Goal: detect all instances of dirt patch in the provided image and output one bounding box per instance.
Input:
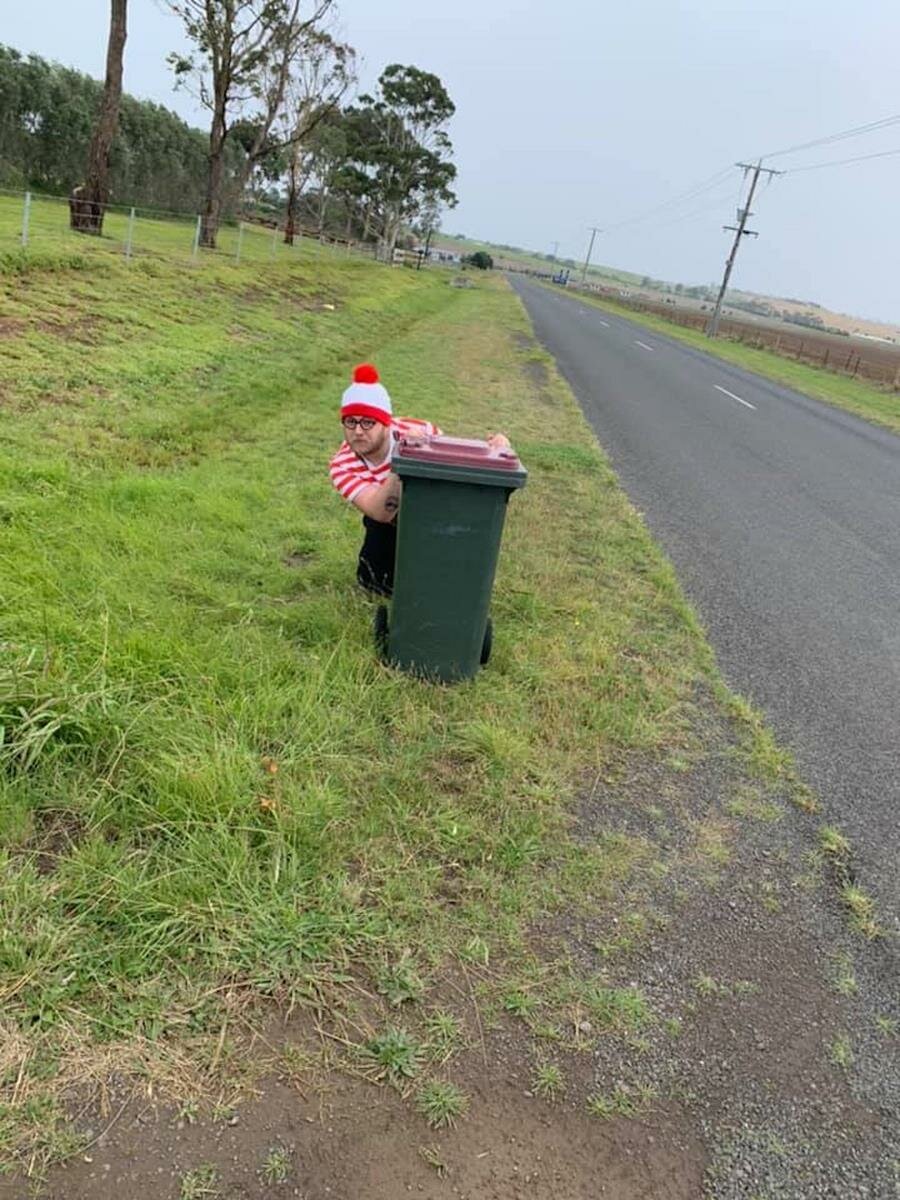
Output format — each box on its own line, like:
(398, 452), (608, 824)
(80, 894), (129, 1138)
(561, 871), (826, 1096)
(239, 284), (338, 313)
(0, 317), (28, 338)
(35, 314), (106, 344)
(512, 331), (555, 406)
(31, 808), (85, 876)
(23, 1044), (704, 1200)
(282, 551), (314, 569)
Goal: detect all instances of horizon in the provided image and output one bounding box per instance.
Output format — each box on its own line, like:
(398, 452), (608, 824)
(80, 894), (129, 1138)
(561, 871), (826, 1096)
(3, 0), (899, 324)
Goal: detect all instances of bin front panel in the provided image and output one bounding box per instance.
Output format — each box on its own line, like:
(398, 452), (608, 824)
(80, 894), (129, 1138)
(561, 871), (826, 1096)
(388, 476), (511, 682)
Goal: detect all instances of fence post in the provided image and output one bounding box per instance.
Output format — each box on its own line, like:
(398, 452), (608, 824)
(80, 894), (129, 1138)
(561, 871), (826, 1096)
(21, 191), (32, 247)
(271, 226), (278, 258)
(235, 222), (244, 264)
(893, 363), (900, 391)
(192, 215), (202, 261)
(125, 207), (135, 261)
(346, 239), (352, 258)
(822, 347), (830, 369)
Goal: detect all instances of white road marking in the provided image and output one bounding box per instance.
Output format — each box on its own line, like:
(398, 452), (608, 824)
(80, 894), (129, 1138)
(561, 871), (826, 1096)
(634, 340), (654, 352)
(596, 318), (610, 327)
(714, 383), (756, 411)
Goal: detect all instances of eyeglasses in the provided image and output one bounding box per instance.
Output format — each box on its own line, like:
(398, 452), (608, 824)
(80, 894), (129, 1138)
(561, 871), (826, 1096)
(342, 416), (377, 431)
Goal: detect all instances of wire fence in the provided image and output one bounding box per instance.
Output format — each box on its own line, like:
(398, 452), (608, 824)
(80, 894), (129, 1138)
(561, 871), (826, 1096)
(0, 187), (384, 273)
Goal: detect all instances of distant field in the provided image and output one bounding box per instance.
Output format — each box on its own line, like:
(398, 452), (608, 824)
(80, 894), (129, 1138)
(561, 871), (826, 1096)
(437, 233), (642, 290)
(581, 287), (900, 389)
(439, 232), (900, 391)
(545, 281), (900, 434)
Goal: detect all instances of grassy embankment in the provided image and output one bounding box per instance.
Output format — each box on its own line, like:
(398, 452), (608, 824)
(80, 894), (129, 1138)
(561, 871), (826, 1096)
(543, 281), (900, 435)
(1, 218), (810, 1175)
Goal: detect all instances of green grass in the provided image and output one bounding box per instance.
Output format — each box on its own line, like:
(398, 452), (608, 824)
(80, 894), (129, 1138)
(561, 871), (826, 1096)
(827, 1033), (853, 1069)
(541, 282), (900, 435)
(424, 1010), (463, 1059)
(0, 207), (798, 1175)
(261, 1145), (292, 1185)
(503, 988), (539, 1018)
(180, 1164), (220, 1200)
(580, 984), (652, 1032)
(377, 956), (425, 1007)
(361, 1028), (423, 1085)
(831, 954), (858, 998)
(819, 825), (851, 859)
(531, 1061), (564, 1100)
(586, 1082), (655, 1119)
(815, 826), (881, 939)
(415, 1079), (468, 1128)
(0, 189), (369, 273)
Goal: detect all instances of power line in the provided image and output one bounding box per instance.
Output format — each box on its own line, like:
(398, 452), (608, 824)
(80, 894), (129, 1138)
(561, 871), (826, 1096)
(651, 187), (742, 230)
(572, 114), (900, 285)
(783, 147), (900, 174)
(599, 166), (735, 233)
(584, 118), (900, 238)
(760, 113), (900, 160)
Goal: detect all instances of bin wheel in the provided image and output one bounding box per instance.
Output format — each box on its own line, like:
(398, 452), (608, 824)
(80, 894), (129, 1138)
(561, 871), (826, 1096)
(480, 617), (493, 666)
(374, 604), (389, 660)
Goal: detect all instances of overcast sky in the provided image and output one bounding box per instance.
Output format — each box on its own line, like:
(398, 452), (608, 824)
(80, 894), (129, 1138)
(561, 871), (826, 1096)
(5, 0), (900, 322)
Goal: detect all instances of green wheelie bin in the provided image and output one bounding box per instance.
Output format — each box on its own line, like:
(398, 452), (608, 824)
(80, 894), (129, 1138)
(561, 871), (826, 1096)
(374, 435), (527, 683)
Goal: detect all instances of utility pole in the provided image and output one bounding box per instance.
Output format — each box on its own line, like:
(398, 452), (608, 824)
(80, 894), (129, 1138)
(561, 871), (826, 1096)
(707, 161), (781, 338)
(580, 226), (601, 285)
(550, 240), (559, 261)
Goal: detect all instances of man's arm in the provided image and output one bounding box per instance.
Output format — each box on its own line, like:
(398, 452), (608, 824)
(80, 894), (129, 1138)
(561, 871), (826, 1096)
(351, 472), (402, 522)
(344, 433), (510, 522)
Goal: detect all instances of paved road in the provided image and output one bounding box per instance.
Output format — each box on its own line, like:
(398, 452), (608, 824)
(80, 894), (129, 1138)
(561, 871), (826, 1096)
(512, 276), (900, 929)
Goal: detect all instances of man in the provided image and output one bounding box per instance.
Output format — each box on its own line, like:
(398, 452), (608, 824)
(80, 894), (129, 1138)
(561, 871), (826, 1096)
(329, 363), (509, 596)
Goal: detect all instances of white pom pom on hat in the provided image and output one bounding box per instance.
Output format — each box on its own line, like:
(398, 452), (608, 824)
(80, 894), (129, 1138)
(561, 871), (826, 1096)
(341, 363), (393, 426)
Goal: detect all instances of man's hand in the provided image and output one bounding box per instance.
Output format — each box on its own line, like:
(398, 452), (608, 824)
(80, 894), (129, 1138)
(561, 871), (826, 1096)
(487, 433), (511, 449)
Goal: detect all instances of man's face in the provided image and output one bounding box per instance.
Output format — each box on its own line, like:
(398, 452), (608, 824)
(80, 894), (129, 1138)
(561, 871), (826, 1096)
(343, 416), (390, 459)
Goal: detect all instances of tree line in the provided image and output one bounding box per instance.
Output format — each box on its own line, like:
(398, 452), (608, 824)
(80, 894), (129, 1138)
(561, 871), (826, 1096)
(0, 43), (244, 214)
(0, 0), (457, 261)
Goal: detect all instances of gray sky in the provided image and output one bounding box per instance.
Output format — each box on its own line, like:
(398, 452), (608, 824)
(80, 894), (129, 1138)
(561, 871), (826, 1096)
(6, 0), (900, 322)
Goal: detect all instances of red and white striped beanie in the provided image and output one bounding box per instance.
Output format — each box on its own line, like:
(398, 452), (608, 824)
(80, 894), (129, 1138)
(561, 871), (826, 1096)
(341, 363), (393, 426)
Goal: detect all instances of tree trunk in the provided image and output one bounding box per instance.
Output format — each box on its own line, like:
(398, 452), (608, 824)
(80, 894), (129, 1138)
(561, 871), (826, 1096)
(201, 102), (227, 248)
(378, 206), (402, 263)
(73, 0), (127, 235)
(284, 154), (299, 245)
(317, 186), (330, 236)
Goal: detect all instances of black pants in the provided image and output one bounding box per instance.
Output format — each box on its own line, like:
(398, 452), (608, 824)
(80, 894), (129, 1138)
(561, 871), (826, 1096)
(357, 516), (397, 597)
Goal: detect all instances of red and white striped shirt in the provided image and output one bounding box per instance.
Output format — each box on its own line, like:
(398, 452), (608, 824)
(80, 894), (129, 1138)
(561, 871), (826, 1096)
(330, 416), (440, 504)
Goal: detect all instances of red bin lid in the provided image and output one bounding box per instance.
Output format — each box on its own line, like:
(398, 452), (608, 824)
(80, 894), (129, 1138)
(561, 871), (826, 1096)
(396, 434), (522, 472)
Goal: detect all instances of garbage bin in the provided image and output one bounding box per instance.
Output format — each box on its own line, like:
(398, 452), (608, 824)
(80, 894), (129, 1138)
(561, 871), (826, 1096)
(375, 435), (527, 683)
